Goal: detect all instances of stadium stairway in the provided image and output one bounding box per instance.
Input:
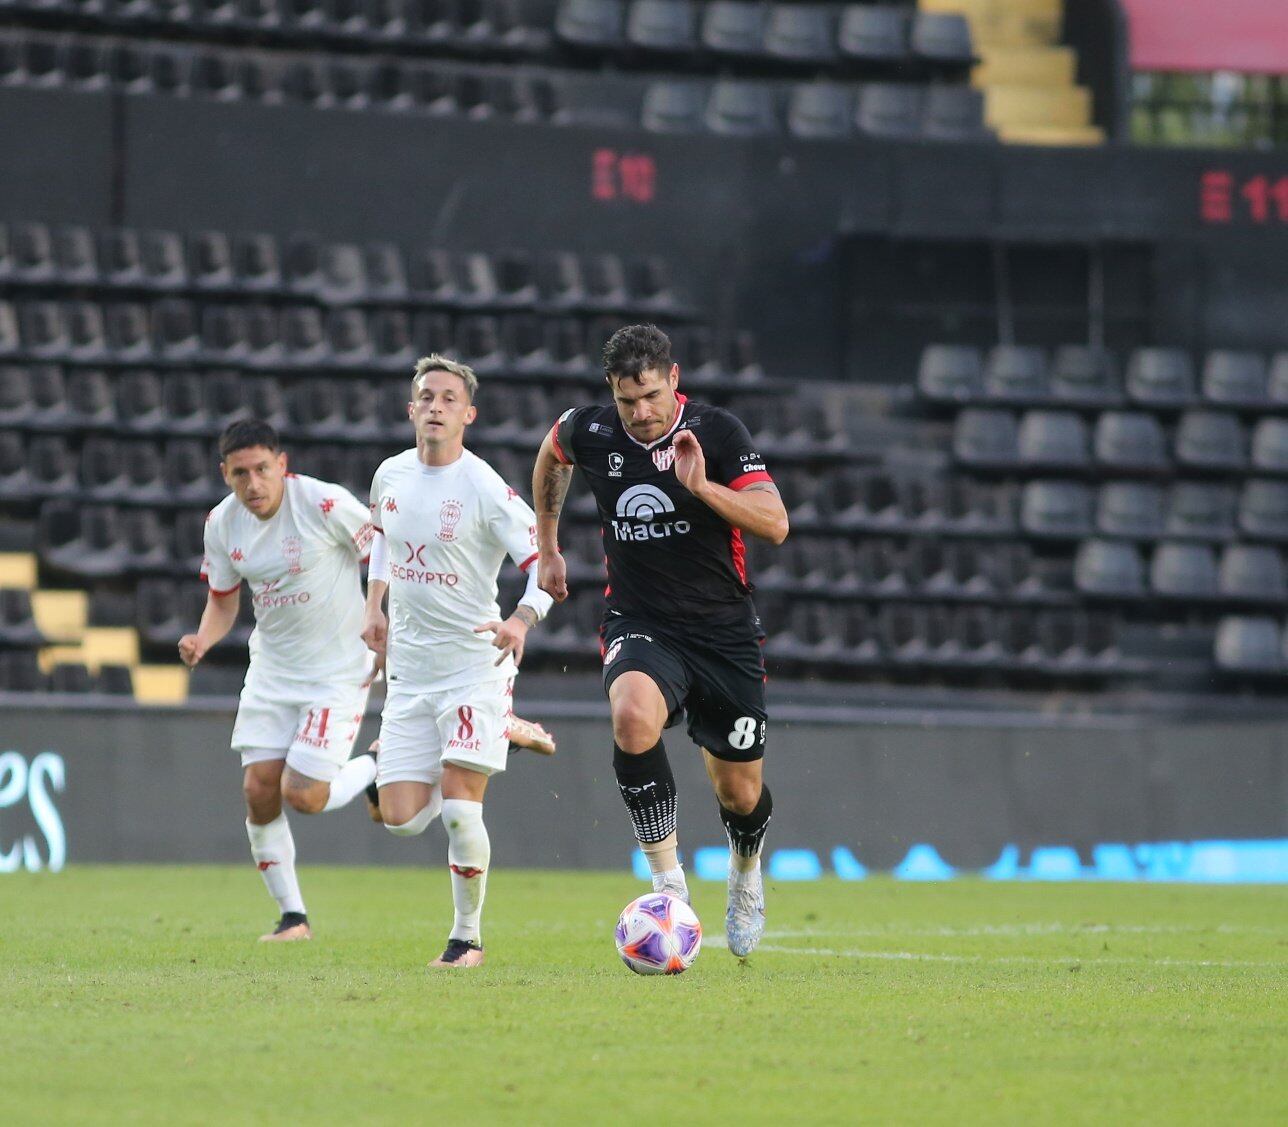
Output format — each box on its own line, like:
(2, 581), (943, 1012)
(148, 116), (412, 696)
(920, 0), (1106, 145)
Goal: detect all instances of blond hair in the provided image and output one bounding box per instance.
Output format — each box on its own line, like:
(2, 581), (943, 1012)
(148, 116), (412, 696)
(412, 354), (478, 401)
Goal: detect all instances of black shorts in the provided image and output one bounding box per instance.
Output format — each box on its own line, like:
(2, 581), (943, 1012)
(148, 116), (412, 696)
(600, 606), (767, 762)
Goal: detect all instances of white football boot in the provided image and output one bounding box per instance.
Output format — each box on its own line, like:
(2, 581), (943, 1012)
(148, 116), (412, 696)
(652, 865), (690, 905)
(725, 861), (766, 958)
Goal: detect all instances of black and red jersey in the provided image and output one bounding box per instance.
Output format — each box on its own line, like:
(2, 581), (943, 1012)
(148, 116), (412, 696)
(552, 395), (773, 624)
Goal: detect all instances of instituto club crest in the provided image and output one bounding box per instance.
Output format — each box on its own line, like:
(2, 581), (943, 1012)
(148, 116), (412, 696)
(652, 445), (676, 471)
(281, 535), (303, 575)
(438, 499), (463, 542)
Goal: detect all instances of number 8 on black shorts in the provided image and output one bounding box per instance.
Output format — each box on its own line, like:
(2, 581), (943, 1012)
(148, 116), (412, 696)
(600, 611), (767, 763)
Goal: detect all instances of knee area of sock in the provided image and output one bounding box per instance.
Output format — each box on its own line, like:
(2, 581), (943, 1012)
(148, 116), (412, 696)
(384, 817), (423, 837)
(718, 785), (761, 817)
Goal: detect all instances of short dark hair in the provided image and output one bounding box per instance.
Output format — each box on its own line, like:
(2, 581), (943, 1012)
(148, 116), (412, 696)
(219, 419), (280, 459)
(602, 324), (672, 384)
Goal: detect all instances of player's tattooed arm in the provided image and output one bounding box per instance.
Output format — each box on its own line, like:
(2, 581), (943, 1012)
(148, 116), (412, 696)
(533, 428), (572, 602)
(513, 605), (539, 629)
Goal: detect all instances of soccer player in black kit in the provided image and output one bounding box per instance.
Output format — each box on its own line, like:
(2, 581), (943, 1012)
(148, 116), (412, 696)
(532, 324), (789, 958)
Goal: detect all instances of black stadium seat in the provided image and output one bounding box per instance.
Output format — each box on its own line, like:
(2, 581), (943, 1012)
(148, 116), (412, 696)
(855, 82), (922, 138)
(1149, 542), (1218, 598)
(953, 409), (1018, 468)
(1021, 480), (1093, 538)
(1074, 538), (1145, 597)
(1239, 479), (1288, 540)
(705, 80), (778, 135)
(1127, 347), (1195, 406)
(910, 10), (974, 67)
(764, 4), (836, 65)
(922, 85), (987, 140)
(701, 1), (767, 59)
(642, 80), (704, 132)
(1214, 616), (1281, 673)
(1203, 350), (1268, 408)
(1018, 410), (1089, 469)
(1165, 482), (1236, 541)
(1174, 410), (1246, 471)
(1251, 418), (1288, 472)
(627, 0), (698, 55)
(1051, 346), (1121, 405)
(788, 82), (853, 139)
(918, 344), (982, 402)
(556, 0), (626, 47)
(1094, 412), (1169, 472)
(838, 5), (909, 64)
(1219, 544), (1286, 602)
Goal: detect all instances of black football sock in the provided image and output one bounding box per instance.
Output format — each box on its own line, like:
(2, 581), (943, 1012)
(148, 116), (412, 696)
(613, 740), (677, 850)
(719, 784), (772, 873)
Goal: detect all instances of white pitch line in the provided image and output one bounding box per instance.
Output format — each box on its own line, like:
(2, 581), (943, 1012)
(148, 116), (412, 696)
(704, 938), (1283, 969)
(751, 923), (1284, 940)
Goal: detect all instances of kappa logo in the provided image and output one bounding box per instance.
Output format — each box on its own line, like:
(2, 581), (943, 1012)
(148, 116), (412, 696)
(652, 445), (676, 472)
(320, 497), (336, 515)
(608, 452), (624, 477)
(256, 861), (278, 872)
(230, 548), (244, 562)
(383, 497), (399, 513)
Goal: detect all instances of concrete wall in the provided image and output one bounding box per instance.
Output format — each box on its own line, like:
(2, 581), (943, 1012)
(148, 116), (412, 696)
(2, 702), (1284, 873)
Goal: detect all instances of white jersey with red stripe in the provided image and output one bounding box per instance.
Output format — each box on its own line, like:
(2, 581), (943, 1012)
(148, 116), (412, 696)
(201, 474), (374, 686)
(369, 448), (540, 694)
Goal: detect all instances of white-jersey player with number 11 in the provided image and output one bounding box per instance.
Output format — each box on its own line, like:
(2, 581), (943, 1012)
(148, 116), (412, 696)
(362, 355), (555, 969)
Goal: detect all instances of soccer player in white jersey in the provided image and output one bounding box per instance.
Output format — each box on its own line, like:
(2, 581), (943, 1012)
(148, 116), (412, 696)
(178, 420), (379, 942)
(362, 354), (554, 969)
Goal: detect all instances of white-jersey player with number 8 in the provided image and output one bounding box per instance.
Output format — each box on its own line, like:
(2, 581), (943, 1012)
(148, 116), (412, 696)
(363, 355), (555, 969)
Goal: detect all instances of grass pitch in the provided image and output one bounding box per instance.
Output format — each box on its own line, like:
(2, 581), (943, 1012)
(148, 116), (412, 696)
(2, 868), (1285, 1125)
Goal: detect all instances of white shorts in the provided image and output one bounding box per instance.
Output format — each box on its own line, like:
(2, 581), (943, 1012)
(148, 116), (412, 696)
(377, 676), (514, 787)
(232, 674), (370, 783)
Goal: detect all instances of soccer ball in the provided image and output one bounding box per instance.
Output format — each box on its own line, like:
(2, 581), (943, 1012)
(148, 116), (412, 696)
(615, 892), (702, 975)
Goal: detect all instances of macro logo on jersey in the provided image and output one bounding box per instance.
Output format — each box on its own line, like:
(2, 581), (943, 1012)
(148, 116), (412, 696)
(652, 446), (676, 472)
(611, 484), (691, 542)
(437, 499), (463, 542)
(281, 536), (303, 575)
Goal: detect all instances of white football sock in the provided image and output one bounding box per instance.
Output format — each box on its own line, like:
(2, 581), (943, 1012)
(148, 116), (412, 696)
(384, 790), (442, 836)
(246, 814), (305, 915)
(321, 754), (378, 813)
(442, 799), (490, 944)
(641, 830), (680, 874)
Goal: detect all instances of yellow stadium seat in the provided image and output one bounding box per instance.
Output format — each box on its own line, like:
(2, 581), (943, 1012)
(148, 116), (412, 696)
(974, 46), (1077, 87)
(997, 123), (1106, 146)
(30, 590), (88, 643)
(921, 0), (1062, 48)
(81, 627), (140, 672)
(37, 645), (86, 675)
(0, 553), (37, 589)
(132, 665), (189, 705)
(986, 83), (1093, 129)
